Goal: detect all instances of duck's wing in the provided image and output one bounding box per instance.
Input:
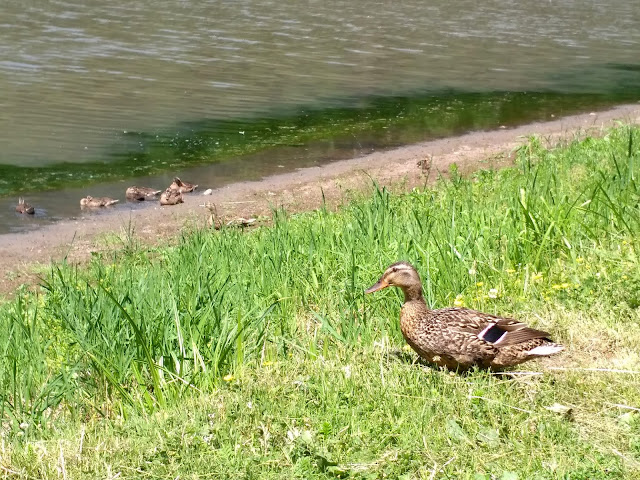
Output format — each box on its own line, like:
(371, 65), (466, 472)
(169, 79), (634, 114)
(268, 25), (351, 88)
(436, 307), (551, 346)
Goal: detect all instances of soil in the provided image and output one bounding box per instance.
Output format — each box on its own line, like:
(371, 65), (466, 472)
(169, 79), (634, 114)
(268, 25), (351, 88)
(1, 104), (639, 297)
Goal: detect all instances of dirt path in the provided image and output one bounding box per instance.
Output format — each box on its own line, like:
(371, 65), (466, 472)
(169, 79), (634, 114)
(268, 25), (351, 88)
(1, 104), (639, 297)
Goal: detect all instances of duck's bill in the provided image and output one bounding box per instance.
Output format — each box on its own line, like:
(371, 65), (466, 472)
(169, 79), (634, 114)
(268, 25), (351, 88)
(365, 280), (388, 294)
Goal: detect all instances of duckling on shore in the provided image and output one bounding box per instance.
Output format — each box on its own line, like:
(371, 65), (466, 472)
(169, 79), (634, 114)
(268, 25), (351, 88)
(201, 202), (257, 229)
(202, 202), (222, 229)
(169, 177), (198, 193)
(15, 198), (35, 214)
(366, 261), (564, 370)
(80, 196), (119, 208)
(160, 188), (184, 206)
(126, 186), (162, 201)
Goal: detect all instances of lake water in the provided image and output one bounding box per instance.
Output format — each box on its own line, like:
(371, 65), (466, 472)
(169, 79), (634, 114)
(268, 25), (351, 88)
(1, 0), (639, 232)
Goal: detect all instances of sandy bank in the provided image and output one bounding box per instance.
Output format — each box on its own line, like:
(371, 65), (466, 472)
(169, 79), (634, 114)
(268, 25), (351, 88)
(1, 103), (639, 296)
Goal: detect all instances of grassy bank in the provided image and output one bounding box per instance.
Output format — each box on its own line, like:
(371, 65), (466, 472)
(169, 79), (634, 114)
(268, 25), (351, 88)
(2, 90), (639, 197)
(1, 125), (639, 478)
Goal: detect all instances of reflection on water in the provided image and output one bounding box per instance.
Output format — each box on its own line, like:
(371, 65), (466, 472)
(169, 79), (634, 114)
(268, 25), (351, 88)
(2, 0), (639, 166)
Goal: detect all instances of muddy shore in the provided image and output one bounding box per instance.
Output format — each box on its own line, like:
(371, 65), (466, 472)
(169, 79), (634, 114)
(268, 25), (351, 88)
(1, 103), (639, 296)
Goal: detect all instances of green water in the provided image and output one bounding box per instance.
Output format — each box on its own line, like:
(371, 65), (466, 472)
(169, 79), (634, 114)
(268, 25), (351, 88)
(2, 88), (639, 198)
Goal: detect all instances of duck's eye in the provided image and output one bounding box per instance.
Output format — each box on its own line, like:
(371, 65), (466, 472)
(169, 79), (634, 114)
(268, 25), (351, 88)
(391, 267), (398, 273)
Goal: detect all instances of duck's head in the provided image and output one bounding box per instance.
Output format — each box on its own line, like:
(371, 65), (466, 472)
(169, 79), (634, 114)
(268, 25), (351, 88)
(365, 261), (423, 300)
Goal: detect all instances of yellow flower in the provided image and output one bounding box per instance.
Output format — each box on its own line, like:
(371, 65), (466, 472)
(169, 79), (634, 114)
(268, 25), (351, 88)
(402, 344), (413, 352)
(476, 282), (484, 287)
(532, 273), (543, 282)
(263, 361), (274, 366)
(223, 374), (234, 382)
(454, 295), (465, 307)
(552, 284), (562, 290)
(561, 282), (570, 289)
(506, 269), (516, 274)
(576, 257), (584, 263)
(622, 275), (629, 280)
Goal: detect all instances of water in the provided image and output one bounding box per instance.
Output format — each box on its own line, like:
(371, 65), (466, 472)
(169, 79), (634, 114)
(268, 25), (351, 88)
(1, 0), (640, 233)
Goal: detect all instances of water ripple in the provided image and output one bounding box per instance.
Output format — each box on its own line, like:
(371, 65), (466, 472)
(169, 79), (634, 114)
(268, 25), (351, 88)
(0, 0), (639, 166)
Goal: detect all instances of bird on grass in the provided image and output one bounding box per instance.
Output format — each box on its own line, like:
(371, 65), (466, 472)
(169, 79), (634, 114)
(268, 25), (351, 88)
(201, 202), (257, 229)
(365, 261), (564, 370)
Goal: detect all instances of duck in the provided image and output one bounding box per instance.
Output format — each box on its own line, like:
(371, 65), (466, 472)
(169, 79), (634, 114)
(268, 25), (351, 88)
(160, 188), (184, 206)
(126, 186), (162, 201)
(15, 197), (35, 214)
(80, 196), (119, 207)
(202, 202), (222, 229)
(201, 202), (257, 229)
(365, 261), (564, 370)
(169, 177), (198, 193)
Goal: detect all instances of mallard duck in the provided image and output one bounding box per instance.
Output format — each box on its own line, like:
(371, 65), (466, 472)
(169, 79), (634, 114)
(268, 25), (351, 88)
(366, 262), (563, 369)
(126, 186), (162, 201)
(15, 197), (35, 214)
(80, 196), (119, 207)
(160, 188), (184, 206)
(169, 177), (198, 193)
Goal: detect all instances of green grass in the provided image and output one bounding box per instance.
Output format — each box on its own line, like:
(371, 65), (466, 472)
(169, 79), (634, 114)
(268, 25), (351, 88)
(1, 125), (639, 478)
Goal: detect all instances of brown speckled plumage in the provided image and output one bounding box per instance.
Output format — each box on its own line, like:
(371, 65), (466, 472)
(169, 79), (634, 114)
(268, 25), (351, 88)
(126, 186), (162, 201)
(366, 262), (563, 369)
(169, 177), (198, 193)
(80, 196), (119, 207)
(160, 188), (184, 206)
(15, 197), (35, 214)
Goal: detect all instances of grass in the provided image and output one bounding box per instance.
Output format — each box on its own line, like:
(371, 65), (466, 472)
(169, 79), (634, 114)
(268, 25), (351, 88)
(1, 125), (639, 478)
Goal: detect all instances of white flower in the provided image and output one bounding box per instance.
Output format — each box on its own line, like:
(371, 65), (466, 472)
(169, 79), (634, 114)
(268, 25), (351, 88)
(488, 288), (498, 299)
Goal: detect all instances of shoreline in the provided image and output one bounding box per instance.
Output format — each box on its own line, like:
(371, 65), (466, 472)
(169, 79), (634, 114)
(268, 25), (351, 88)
(1, 103), (639, 296)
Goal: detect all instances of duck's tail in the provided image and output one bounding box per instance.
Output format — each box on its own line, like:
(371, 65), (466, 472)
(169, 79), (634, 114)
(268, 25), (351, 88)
(526, 343), (564, 356)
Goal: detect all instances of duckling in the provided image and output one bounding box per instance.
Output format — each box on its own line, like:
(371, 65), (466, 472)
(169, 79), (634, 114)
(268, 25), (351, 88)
(15, 197), (35, 214)
(80, 196), (119, 208)
(169, 177), (198, 193)
(126, 186), (162, 201)
(160, 188), (184, 206)
(201, 202), (258, 229)
(202, 202), (222, 229)
(366, 262), (563, 369)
